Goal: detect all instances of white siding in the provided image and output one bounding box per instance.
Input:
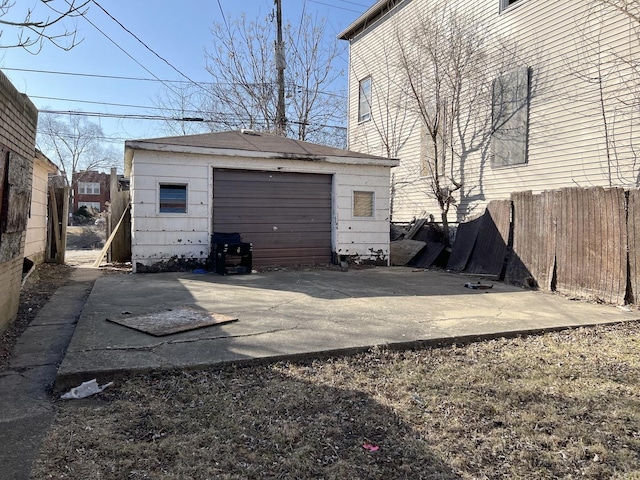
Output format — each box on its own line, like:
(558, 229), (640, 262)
(344, 0), (640, 223)
(24, 158), (55, 264)
(130, 150), (393, 271)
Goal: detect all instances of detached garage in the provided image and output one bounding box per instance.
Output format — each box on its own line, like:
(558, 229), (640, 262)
(124, 130), (398, 273)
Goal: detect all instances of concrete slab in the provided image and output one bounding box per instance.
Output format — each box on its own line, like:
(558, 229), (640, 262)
(56, 267), (640, 391)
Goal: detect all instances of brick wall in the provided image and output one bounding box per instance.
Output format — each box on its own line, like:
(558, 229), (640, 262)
(0, 69), (38, 333)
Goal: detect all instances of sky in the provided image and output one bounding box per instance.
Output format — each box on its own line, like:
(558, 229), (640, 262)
(0, 0), (370, 153)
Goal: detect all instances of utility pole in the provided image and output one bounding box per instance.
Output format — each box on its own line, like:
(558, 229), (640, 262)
(274, 0), (287, 135)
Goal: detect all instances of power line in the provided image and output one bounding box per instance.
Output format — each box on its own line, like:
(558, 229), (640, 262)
(90, 0), (201, 88)
(30, 95), (201, 114)
(1, 67), (347, 99)
(307, 0), (362, 13)
(39, 109), (347, 130)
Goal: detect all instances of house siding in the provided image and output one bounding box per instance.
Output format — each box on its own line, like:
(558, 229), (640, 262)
(129, 149), (392, 271)
(344, 0), (640, 223)
(0, 70), (38, 333)
(24, 155), (57, 264)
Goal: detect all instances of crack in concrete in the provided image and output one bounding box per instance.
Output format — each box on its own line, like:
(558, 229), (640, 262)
(92, 325), (301, 353)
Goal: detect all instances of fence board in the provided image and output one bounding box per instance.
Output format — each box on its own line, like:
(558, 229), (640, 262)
(465, 200), (511, 276)
(505, 191), (532, 285)
(554, 187), (626, 304)
(629, 190), (640, 304)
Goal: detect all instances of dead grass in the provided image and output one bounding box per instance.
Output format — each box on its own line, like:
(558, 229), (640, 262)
(33, 323), (640, 479)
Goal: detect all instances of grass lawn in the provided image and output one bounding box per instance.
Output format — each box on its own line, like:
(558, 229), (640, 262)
(33, 322), (640, 479)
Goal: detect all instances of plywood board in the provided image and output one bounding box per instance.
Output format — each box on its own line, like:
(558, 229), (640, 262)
(107, 307), (238, 336)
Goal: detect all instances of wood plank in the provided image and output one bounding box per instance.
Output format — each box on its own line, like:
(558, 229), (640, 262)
(505, 191), (530, 285)
(390, 239), (426, 266)
(629, 189), (640, 304)
(93, 204), (130, 267)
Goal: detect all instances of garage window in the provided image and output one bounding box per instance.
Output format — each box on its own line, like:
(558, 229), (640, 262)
(159, 184), (187, 213)
(353, 191), (374, 217)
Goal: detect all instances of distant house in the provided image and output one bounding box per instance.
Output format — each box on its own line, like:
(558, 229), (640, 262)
(339, 0), (640, 224)
(24, 150), (59, 265)
(0, 70), (38, 333)
(124, 130), (398, 272)
(72, 170), (110, 213)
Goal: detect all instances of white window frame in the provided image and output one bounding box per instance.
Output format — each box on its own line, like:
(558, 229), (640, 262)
(500, 0), (524, 13)
(78, 181), (100, 195)
(159, 183), (188, 214)
(352, 190), (375, 218)
(358, 76), (372, 123)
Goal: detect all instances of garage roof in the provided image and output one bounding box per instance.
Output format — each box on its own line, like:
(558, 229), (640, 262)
(125, 130), (398, 175)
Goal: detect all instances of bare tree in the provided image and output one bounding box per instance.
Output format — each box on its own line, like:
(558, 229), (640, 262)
(395, 4), (523, 243)
(37, 112), (119, 188)
(166, 11), (346, 146)
(152, 83), (212, 137)
(0, 0), (89, 53)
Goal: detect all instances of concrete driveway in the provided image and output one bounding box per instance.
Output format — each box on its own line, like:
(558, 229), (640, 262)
(56, 267), (640, 389)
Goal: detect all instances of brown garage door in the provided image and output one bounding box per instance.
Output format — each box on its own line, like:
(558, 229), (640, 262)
(212, 168), (332, 267)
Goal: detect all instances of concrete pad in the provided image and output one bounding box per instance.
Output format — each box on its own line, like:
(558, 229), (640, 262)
(56, 267), (640, 390)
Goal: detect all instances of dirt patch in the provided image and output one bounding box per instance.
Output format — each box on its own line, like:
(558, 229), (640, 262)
(0, 263), (73, 370)
(32, 322), (640, 479)
(66, 225), (106, 250)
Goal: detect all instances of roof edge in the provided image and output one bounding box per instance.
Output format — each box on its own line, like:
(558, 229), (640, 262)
(124, 141), (399, 168)
(338, 0), (407, 40)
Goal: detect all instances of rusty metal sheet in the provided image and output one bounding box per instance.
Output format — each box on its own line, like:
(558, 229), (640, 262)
(107, 307), (238, 336)
(465, 200), (512, 276)
(446, 215), (482, 272)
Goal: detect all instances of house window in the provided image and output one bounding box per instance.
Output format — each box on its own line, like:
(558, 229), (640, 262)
(491, 66), (531, 168)
(78, 182), (100, 195)
(159, 184), (187, 213)
(353, 191), (374, 217)
(500, 0), (523, 13)
(358, 76), (372, 122)
(78, 201), (101, 212)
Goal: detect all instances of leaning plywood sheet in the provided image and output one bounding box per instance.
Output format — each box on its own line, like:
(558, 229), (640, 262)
(390, 239), (426, 266)
(107, 307), (238, 336)
(411, 241), (445, 268)
(465, 200), (511, 276)
(446, 216), (482, 272)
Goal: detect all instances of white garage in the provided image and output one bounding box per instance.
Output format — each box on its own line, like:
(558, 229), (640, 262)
(124, 130), (398, 273)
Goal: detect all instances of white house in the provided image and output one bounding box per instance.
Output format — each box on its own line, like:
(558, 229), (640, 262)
(24, 149), (59, 265)
(124, 130), (398, 273)
(340, 0), (640, 224)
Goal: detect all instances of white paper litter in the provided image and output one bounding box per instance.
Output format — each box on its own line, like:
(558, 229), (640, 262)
(60, 379), (114, 400)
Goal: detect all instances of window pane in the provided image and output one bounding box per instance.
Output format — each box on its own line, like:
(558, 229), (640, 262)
(160, 184), (187, 213)
(358, 77), (371, 122)
(353, 191), (374, 217)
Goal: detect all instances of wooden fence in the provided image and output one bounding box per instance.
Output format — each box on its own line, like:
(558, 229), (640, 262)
(451, 187), (638, 305)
